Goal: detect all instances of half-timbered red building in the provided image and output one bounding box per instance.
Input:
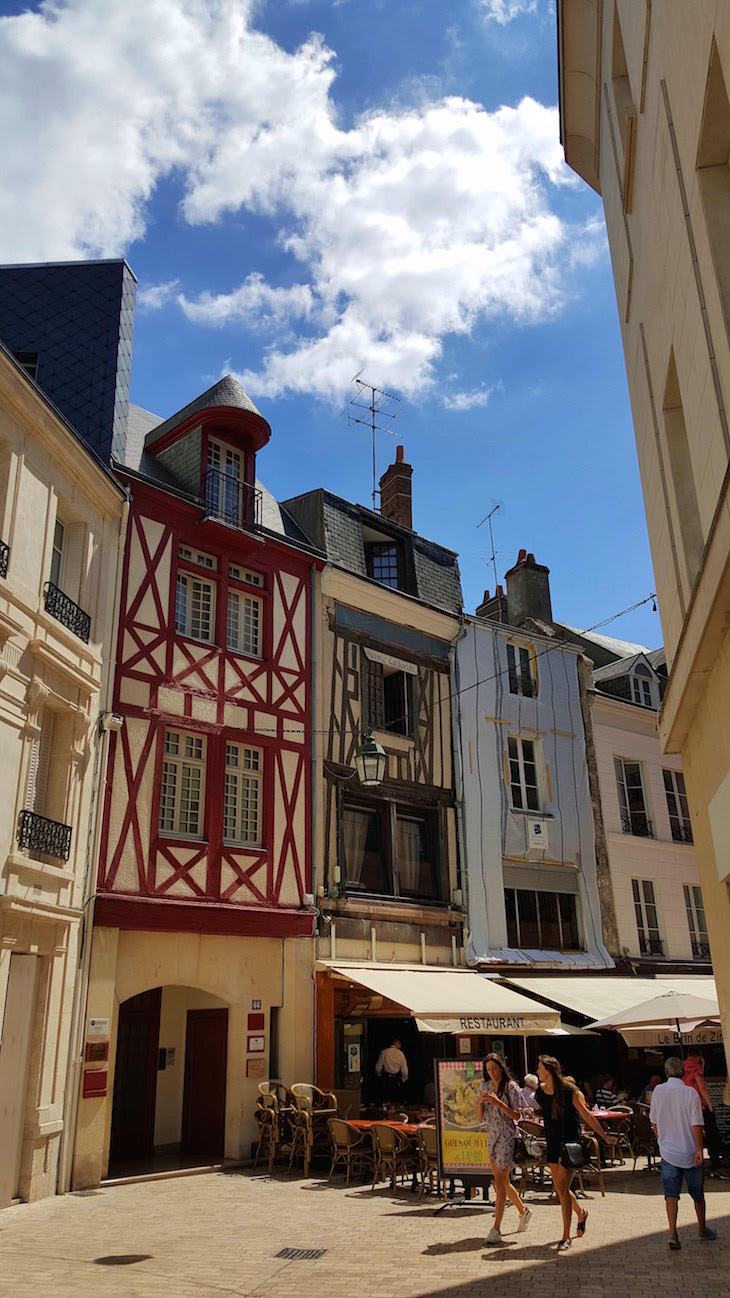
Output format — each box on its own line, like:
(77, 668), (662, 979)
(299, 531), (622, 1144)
(73, 378), (322, 1186)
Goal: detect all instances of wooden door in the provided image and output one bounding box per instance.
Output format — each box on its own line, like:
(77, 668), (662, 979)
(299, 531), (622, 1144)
(181, 1008), (228, 1158)
(109, 988), (161, 1165)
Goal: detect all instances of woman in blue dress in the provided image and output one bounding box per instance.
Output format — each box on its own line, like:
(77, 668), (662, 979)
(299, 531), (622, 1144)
(475, 1053), (532, 1246)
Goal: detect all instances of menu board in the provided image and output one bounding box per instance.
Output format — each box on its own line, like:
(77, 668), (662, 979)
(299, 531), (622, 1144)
(435, 1059), (491, 1177)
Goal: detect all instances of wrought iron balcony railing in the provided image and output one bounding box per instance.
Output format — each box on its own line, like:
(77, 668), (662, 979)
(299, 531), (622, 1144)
(0, 539), (9, 580)
(201, 470), (262, 530)
(639, 935), (664, 956)
(621, 812), (654, 838)
(691, 940), (712, 960)
(18, 809), (72, 861)
(671, 823), (694, 844)
(44, 581), (91, 643)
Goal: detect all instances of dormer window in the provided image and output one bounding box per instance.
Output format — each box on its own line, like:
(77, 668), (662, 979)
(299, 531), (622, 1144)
(367, 541), (400, 589)
(631, 662), (655, 708)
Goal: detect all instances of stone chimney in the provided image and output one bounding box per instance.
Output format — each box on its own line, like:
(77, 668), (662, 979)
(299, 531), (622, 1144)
(503, 549), (553, 628)
(379, 444), (413, 530)
(475, 586), (507, 621)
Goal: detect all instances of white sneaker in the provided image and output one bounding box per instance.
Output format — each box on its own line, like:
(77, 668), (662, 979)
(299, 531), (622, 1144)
(486, 1227), (502, 1246)
(518, 1207), (532, 1233)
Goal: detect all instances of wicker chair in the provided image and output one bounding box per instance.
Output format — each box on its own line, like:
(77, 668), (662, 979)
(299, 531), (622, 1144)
(253, 1091), (279, 1175)
(292, 1084), (337, 1162)
(630, 1103), (660, 1171)
(515, 1120), (549, 1193)
(416, 1126), (442, 1199)
(327, 1118), (373, 1186)
(576, 1132), (605, 1197)
(371, 1123), (419, 1191)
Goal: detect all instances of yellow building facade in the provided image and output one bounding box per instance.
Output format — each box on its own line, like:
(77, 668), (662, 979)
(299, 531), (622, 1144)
(558, 1), (730, 1062)
(0, 345), (126, 1206)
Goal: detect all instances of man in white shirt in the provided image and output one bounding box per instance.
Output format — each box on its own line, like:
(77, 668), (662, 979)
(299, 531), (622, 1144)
(650, 1056), (718, 1250)
(375, 1038), (408, 1102)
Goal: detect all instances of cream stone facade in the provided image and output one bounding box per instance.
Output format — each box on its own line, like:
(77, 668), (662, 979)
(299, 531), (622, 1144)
(558, 1), (730, 1063)
(0, 346), (126, 1207)
(591, 690), (705, 966)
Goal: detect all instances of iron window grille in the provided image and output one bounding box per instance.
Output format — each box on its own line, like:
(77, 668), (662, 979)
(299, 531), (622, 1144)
(691, 941), (712, 960)
(620, 811), (654, 837)
(638, 935), (665, 956)
(671, 824), (694, 844)
(0, 539), (9, 579)
(44, 581), (91, 643)
(202, 469), (262, 529)
(18, 809), (72, 861)
(664, 768), (693, 843)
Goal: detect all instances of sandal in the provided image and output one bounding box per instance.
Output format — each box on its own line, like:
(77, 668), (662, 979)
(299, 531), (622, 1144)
(557, 1239), (571, 1252)
(577, 1210), (588, 1237)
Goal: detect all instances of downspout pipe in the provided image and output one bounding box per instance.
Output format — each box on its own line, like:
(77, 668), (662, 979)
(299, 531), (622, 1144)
(309, 560), (318, 1083)
(449, 611), (469, 965)
(58, 489), (130, 1194)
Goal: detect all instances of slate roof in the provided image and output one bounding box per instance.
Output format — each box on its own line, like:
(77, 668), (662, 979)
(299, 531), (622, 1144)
(592, 652), (650, 683)
(143, 375), (267, 449)
(282, 488), (463, 615)
(559, 624), (651, 659)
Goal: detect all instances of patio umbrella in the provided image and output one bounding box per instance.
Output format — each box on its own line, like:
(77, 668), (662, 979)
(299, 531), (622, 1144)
(590, 991), (719, 1039)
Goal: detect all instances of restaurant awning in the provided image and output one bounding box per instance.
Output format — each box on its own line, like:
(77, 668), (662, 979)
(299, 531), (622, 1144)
(502, 974), (719, 1026)
(317, 962), (561, 1034)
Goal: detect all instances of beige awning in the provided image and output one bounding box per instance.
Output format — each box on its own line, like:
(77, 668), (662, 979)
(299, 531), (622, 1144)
(503, 975), (718, 1024)
(317, 962), (560, 1034)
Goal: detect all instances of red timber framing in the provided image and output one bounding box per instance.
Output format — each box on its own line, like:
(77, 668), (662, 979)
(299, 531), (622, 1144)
(96, 475), (322, 938)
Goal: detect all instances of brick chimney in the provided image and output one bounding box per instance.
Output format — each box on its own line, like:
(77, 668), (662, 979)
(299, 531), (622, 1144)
(475, 586), (507, 621)
(379, 444), (413, 530)
(503, 549), (553, 628)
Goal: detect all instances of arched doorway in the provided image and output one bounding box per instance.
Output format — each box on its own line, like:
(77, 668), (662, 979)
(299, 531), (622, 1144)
(109, 986), (228, 1175)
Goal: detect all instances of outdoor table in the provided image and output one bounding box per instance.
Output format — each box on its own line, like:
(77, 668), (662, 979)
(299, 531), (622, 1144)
(348, 1120), (432, 1190)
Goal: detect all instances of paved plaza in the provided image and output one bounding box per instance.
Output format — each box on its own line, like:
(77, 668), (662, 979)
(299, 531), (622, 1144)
(1, 1165), (729, 1298)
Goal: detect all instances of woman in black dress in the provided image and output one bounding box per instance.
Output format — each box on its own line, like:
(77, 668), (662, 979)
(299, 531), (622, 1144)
(534, 1055), (618, 1251)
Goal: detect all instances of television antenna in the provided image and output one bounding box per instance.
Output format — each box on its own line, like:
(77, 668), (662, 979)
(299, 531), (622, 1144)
(343, 374), (404, 509)
(477, 501), (504, 622)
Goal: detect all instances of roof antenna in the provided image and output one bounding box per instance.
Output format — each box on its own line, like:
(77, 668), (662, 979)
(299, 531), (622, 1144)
(343, 373), (404, 510)
(477, 502), (503, 622)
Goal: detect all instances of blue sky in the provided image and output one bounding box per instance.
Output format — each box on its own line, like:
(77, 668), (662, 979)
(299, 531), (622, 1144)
(0, 0), (661, 648)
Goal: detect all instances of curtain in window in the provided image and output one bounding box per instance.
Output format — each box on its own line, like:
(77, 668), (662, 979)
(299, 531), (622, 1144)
(343, 808), (369, 887)
(396, 817), (431, 896)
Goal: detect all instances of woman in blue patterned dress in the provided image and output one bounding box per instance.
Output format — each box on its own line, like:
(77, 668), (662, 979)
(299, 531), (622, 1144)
(475, 1053), (532, 1246)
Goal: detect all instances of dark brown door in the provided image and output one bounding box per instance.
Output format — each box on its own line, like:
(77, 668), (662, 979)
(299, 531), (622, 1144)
(181, 1008), (228, 1158)
(109, 988), (162, 1165)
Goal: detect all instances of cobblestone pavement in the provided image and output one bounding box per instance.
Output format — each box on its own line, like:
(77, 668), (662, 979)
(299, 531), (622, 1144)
(1, 1164), (729, 1298)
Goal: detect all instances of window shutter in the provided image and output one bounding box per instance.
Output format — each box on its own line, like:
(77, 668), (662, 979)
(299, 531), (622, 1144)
(26, 709), (54, 815)
(62, 522), (86, 604)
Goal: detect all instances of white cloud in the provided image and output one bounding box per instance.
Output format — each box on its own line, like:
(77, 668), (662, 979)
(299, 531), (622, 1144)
(0, 0), (594, 402)
(477, 0), (538, 23)
(137, 279), (181, 311)
(179, 274), (314, 328)
(442, 384), (495, 411)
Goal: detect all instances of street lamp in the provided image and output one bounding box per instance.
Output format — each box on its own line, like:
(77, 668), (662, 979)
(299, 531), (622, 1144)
(355, 730), (387, 787)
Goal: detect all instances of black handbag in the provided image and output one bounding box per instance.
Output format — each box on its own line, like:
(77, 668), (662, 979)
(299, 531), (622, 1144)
(560, 1139), (590, 1170)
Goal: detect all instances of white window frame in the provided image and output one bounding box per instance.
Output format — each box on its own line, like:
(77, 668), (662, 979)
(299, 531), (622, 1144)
(226, 588), (262, 658)
(507, 736), (541, 812)
(507, 642), (537, 698)
(229, 564), (263, 587)
(631, 877), (663, 956)
(178, 544), (216, 570)
(224, 743), (262, 845)
(663, 767), (692, 843)
(615, 756), (652, 836)
(206, 438), (243, 526)
(175, 570), (216, 644)
(159, 730), (206, 837)
(684, 884), (710, 959)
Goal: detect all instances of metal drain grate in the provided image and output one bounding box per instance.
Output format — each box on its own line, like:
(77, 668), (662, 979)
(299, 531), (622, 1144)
(276, 1248), (327, 1261)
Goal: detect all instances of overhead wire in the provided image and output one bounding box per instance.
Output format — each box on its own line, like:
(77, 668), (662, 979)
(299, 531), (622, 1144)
(236, 590), (659, 736)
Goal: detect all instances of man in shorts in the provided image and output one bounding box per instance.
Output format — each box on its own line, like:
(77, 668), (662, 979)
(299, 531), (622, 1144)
(650, 1056), (718, 1250)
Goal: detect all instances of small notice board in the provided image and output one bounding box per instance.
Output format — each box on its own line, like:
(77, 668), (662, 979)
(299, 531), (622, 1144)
(435, 1059), (491, 1179)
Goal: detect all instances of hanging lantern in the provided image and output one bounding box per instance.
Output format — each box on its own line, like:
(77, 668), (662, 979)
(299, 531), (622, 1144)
(355, 731), (387, 787)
